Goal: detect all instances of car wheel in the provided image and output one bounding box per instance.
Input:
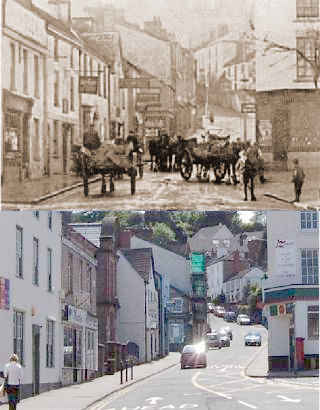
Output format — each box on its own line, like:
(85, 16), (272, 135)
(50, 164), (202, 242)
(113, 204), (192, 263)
(219, 346), (221, 349)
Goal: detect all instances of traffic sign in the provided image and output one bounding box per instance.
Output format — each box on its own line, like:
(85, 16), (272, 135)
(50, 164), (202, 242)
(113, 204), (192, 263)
(191, 252), (206, 273)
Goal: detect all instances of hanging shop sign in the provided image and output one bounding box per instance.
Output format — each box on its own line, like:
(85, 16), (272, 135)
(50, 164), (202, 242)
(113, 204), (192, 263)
(0, 277), (10, 310)
(79, 76), (98, 94)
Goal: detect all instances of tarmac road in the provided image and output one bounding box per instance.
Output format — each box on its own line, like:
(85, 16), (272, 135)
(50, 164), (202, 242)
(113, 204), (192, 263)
(87, 316), (319, 410)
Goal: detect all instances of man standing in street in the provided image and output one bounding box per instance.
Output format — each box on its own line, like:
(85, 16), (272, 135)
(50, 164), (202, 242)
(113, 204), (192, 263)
(4, 354), (23, 410)
(292, 158), (305, 202)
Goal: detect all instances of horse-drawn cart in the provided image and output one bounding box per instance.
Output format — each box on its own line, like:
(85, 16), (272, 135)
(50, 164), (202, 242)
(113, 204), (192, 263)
(76, 141), (143, 197)
(179, 131), (236, 183)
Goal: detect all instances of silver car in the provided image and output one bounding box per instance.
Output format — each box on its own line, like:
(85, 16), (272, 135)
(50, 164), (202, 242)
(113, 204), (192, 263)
(218, 330), (231, 347)
(237, 314), (251, 325)
(244, 332), (262, 346)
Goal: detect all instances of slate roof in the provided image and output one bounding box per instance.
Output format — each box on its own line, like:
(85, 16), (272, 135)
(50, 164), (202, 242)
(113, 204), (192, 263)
(188, 225), (231, 253)
(70, 223), (102, 248)
(121, 248), (153, 283)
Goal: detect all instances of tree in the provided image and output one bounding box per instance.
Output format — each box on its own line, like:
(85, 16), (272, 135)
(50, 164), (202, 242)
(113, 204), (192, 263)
(152, 222), (176, 247)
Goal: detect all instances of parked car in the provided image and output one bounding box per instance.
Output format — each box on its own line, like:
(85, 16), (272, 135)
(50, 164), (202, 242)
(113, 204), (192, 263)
(207, 303), (215, 313)
(237, 314), (251, 325)
(220, 326), (232, 340)
(180, 344), (207, 369)
(206, 333), (222, 350)
(224, 311), (237, 322)
(244, 332), (262, 346)
(216, 307), (226, 317)
(218, 329), (231, 347)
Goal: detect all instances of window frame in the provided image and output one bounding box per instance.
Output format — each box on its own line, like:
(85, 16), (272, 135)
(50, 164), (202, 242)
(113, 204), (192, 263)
(296, 0), (319, 18)
(47, 247), (53, 292)
(13, 311), (24, 365)
(46, 320), (55, 367)
(34, 54), (40, 98)
(16, 225), (23, 278)
(54, 70), (60, 107)
(300, 211), (318, 230)
(301, 248), (319, 284)
(307, 305), (319, 339)
(23, 48), (28, 95)
(33, 237), (39, 286)
(296, 37), (317, 81)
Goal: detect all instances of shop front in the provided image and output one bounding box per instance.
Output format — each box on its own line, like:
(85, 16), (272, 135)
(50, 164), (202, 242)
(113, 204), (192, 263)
(2, 90), (34, 183)
(62, 305), (98, 385)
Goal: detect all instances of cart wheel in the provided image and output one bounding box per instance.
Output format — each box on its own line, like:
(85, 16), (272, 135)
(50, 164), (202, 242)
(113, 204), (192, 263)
(180, 152), (193, 181)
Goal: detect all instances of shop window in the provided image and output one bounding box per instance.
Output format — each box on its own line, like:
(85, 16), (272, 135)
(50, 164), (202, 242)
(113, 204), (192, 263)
(13, 311), (24, 365)
(308, 305), (319, 339)
(10, 43), (16, 91)
(16, 226), (23, 278)
(301, 248), (319, 284)
(54, 71), (60, 107)
(34, 55), (39, 98)
(70, 77), (75, 111)
(301, 211), (318, 230)
(47, 247), (53, 292)
(53, 120), (59, 156)
(297, 0), (319, 17)
(46, 320), (55, 367)
(23, 49), (28, 95)
(33, 237), (39, 285)
(33, 118), (40, 161)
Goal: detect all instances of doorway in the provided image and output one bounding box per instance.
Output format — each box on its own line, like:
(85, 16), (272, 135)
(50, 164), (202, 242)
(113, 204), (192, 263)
(32, 325), (40, 396)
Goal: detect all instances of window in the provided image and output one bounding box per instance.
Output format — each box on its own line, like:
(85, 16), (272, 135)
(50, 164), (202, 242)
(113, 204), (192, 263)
(33, 237), (39, 285)
(54, 71), (60, 107)
(89, 58), (93, 76)
(64, 326), (73, 367)
(46, 320), (55, 367)
(23, 49), (28, 94)
(70, 77), (75, 111)
(10, 43), (16, 91)
(67, 253), (73, 294)
(308, 305), (319, 339)
(301, 249), (319, 284)
(48, 211), (53, 230)
(53, 120), (59, 156)
(54, 38), (59, 61)
(80, 260), (84, 291)
(297, 0), (319, 17)
(86, 329), (95, 370)
(13, 311), (24, 365)
(16, 226), (23, 277)
(34, 55), (39, 98)
(297, 37), (316, 80)
(167, 298), (183, 313)
(70, 46), (74, 69)
(301, 211), (318, 230)
(48, 248), (53, 292)
(98, 63), (101, 96)
(103, 67), (107, 98)
(33, 118), (40, 161)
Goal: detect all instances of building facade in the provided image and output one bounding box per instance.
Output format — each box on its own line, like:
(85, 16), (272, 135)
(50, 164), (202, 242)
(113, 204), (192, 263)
(264, 210), (319, 372)
(61, 226), (98, 385)
(0, 211), (62, 398)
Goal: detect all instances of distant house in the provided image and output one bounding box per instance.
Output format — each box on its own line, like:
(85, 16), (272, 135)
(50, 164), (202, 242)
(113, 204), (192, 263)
(187, 223), (234, 254)
(116, 248), (159, 363)
(223, 266), (266, 304)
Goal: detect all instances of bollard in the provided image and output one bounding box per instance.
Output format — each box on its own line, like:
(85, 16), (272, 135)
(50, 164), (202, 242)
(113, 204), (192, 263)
(131, 360), (133, 380)
(125, 360), (128, 382)
(120, 361), (123, 384)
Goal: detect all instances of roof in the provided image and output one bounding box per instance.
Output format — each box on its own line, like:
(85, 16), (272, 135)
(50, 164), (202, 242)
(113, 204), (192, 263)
(70, 223), (102, 247)
(188, 224), (232, 253)
(121, 248), (153, 283)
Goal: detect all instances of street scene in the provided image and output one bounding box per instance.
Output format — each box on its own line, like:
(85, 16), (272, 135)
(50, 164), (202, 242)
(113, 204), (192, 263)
(2, 0), (320, 210)
(0, 210), (318, 409)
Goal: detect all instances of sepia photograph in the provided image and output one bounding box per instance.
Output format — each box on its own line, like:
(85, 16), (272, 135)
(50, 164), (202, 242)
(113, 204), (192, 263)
(1, 0), (320, 210)
(0, 209), (318, 409)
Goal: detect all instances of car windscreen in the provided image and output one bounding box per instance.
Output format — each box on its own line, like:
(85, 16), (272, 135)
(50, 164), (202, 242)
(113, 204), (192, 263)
(182, 346), (196, 353)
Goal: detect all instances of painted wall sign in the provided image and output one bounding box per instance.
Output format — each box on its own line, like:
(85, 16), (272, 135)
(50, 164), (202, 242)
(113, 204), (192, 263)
(274, 239), (296, 279)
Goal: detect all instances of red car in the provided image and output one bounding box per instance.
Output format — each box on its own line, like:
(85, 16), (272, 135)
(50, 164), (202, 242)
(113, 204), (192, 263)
(180, 344), (207, 369)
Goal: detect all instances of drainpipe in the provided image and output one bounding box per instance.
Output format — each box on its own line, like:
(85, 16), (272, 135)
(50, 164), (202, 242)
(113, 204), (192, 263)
(107, 64), (112, 140)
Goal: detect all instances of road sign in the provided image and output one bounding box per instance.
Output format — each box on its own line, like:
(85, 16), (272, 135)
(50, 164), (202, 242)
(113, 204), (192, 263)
(191, 252), (206, 273)
(119, 78), (151, 89)
(241, 103), (256, 114)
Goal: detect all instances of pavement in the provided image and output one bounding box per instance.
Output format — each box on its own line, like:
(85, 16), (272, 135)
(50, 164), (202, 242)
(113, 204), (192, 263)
(245, 342), (319, 379)
(0, 353), (180, 410)
(1, 165), (319, 209)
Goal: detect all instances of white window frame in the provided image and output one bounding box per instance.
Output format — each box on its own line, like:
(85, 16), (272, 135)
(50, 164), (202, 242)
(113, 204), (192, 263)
(308, 305), (319, 339)
(16, 225), (23, 278)
(46, 320), (55, 367)
(301, 248), (319, 285)
(300, 211), (318, 231)
(13, 311), (24, 365)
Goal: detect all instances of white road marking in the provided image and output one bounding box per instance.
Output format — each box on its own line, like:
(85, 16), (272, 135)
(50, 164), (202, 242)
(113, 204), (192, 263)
(208, 378), (249, 388)
(192, 372), (232, 400)
(277, 395), (301, 403)
(238, 400), (257, 409)
(145, 397), (163, 405)
(225, 384), (264, 394)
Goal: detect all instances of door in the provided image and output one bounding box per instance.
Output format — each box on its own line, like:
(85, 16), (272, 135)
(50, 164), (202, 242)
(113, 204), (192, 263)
(289, 327), (295, 371)
(32, 325), (40, 395)
(272, 109), (289, 161)
(62, 124), (69, 174)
